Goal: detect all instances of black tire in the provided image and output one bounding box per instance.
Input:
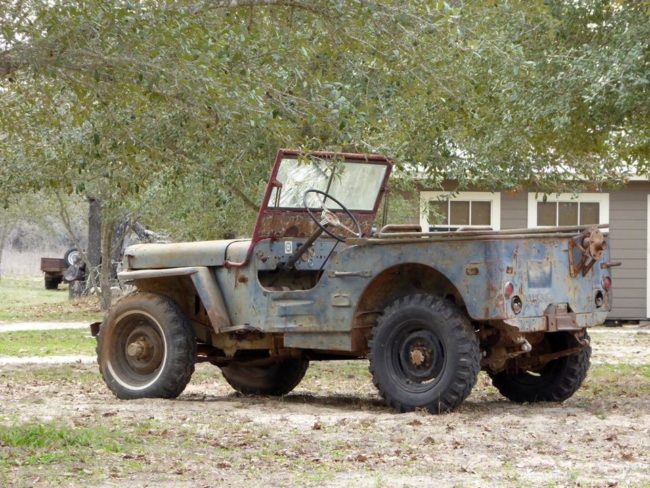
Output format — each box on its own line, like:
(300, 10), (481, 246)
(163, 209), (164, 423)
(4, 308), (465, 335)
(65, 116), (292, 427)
(369, 294), (480, 414)
(44, 275), (62, 290)
(221, 357), (309, 396)
(63, 247), (81, 267)
(97, 293), (196, 399)
(490, 332), (591, 403)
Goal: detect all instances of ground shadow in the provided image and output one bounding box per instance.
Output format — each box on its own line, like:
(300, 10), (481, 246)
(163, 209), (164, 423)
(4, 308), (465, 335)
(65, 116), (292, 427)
(178, 391), (388, 412)
(177, 390), (614, 418)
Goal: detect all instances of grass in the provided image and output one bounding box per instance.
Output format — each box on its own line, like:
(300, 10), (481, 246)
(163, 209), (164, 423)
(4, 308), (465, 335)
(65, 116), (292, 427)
(0, 276), (102, 323)
(0, 422), (124, 461)
(0, 421), (138, 487)
(0, 328), (96, 357)
(0, 364), (103, 387)
(580, 363), (650, 398)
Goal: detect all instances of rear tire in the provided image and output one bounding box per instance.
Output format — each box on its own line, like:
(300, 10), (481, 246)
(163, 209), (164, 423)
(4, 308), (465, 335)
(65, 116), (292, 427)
(97, 293), (196, 399)
(369, 294), (480, 414)
(221, 357), (309, 396)
(490, 331), (591, 403)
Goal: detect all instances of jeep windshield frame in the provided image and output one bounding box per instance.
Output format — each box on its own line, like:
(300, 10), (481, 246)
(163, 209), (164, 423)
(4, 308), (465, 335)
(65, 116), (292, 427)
(252, 149), (392, 240)
(268, 157), (389, 212)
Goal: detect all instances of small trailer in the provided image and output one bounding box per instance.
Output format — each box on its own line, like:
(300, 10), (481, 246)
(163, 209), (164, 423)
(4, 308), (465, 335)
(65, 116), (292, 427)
(39, 248), (82, 289)
(39, 257), (66, 290)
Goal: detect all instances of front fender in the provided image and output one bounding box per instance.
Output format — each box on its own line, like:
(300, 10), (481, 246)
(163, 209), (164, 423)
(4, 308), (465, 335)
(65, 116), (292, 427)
(119, 266), (231, 332)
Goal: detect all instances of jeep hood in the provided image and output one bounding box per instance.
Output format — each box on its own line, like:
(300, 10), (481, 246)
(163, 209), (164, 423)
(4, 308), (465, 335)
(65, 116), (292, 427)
(123, 239), (250, 269)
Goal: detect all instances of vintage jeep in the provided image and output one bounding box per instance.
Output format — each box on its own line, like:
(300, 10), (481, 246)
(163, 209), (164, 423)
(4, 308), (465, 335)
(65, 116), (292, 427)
(95, 149), (615, 413)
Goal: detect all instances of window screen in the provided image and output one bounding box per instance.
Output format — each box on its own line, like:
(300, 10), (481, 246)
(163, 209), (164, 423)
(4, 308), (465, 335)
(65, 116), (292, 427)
(536, 201), (600, 226)
(429, 200), (492, 227)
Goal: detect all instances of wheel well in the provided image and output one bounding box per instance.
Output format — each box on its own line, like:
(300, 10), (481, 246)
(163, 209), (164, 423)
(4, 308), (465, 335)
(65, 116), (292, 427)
(352, 263), (466, 351)
(131, 277), (211, 335)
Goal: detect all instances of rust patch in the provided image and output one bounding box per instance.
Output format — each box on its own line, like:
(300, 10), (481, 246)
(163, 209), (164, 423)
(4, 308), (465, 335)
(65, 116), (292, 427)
(465, 266), (479, 276)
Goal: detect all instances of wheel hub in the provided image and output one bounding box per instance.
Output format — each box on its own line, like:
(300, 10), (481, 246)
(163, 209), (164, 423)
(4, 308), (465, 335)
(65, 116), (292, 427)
(121, 324), (164, 375)
(409, 346), (430, 367)
(396, 328), (445, 385)
(126, 338), (153, 361)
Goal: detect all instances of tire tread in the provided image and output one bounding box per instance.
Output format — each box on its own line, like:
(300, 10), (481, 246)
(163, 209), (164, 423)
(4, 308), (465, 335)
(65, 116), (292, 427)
(97, 292), (196, 399)
(490, 332), (591, 403)
(368, 294), (480, 414)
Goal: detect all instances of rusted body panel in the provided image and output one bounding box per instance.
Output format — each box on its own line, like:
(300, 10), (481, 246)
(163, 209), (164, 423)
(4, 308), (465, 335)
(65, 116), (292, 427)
(125, 240), (244, 269)
(120, 226), (612, 352)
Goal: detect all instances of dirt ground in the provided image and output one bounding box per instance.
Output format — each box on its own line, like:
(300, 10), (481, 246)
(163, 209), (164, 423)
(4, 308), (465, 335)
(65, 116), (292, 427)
(1, 327), (649, 488)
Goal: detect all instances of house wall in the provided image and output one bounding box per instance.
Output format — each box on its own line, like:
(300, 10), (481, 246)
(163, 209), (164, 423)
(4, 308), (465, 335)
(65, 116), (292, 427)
(607, 183), (649, 320)
(500, 191), (528, 229)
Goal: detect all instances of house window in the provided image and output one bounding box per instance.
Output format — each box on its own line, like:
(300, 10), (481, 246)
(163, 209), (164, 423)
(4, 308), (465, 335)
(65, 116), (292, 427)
(420, 192), (501, 231)
(527, 193), (609, 228)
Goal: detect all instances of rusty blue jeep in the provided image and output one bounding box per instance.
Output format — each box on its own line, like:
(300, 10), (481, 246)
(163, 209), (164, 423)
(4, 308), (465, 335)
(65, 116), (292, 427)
(96, 149), (616, 413)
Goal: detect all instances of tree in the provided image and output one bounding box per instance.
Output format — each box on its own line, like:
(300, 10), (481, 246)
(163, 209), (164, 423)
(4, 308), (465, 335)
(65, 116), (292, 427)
(0, 205), (20, 278)
(0, 0), (647, 305)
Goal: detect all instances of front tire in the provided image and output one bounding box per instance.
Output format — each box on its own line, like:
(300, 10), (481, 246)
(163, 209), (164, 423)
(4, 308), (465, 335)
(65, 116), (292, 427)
(490, 331), (591, 403)
(98, 293), (196, 399)
(369, 294), (480, 414)
(221, 357), (309, 396)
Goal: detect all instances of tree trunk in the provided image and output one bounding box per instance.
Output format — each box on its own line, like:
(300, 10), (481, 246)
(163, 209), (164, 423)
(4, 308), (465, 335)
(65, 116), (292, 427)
(111, 220), (130, 278)
(87, 197), (102, 289)
(0, 229), (7, 280)
(0, 219), (17, 280)
(99, 218), (114, 310)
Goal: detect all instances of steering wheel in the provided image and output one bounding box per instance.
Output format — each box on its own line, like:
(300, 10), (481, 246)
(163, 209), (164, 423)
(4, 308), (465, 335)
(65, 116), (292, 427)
(303, 189), (362, 242)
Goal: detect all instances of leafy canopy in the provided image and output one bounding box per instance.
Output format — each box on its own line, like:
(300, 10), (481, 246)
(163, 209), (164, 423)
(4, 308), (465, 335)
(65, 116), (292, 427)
(0, 0), (648, 237)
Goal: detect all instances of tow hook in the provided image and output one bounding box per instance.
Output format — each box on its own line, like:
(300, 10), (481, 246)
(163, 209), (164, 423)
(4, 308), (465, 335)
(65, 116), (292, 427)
(568, 227), (607, 277)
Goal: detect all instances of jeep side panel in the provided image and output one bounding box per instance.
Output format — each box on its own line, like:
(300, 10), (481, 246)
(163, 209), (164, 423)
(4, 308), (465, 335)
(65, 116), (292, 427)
(208, 230), (611, 352)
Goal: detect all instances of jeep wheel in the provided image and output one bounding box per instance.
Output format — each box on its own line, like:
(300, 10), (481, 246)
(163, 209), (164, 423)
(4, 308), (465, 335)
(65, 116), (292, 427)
(369, 294), (480, 414)
(97, 293), (196, 399)
(221, 357), (309, 396)
(490, 331), (591, 403)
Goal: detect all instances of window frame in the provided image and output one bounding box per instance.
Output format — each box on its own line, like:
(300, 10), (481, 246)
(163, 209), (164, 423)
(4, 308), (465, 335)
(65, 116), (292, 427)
(419, 191), (501, 231)
(527, 192), (609, 228)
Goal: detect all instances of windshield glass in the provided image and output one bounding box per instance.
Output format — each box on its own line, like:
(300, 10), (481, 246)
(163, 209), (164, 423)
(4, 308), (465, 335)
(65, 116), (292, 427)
(268, 158), (388, 211)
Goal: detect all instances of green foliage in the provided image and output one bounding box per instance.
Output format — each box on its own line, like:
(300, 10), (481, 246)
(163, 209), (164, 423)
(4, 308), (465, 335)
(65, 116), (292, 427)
(0, 0), (648, 240)
(0, 277), (101, 322)
(0, 422), (128, 466)
(0, 328), (96, 357)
